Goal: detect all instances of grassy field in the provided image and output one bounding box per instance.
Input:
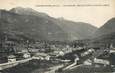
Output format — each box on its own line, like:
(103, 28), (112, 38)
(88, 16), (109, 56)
(1, 59), (62, 73)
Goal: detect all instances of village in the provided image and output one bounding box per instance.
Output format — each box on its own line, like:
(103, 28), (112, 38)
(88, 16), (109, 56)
(0, 36), (115, 73)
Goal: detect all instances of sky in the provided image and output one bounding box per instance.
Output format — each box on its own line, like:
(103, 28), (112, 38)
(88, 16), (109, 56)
(0, 0), (115, 28)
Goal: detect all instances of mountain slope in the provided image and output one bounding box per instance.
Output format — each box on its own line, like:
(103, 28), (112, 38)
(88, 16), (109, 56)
(94, 18), (115, 37)
(92, 18), (115, 47)
(56, 19), (97, 40)
(0, 10), (68, 41)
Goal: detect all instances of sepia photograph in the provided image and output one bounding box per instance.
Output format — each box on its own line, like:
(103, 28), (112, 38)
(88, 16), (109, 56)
(0, 0), (115, 73)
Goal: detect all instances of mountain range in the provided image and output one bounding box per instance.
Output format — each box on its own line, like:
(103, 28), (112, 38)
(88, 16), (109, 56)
(0, 7), (97, 41)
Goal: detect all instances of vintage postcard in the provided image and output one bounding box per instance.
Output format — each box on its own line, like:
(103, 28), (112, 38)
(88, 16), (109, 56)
(0, 0), (115, 73)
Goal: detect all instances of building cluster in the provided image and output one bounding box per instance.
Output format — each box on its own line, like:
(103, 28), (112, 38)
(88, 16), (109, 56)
(0, 36), (115, 72)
